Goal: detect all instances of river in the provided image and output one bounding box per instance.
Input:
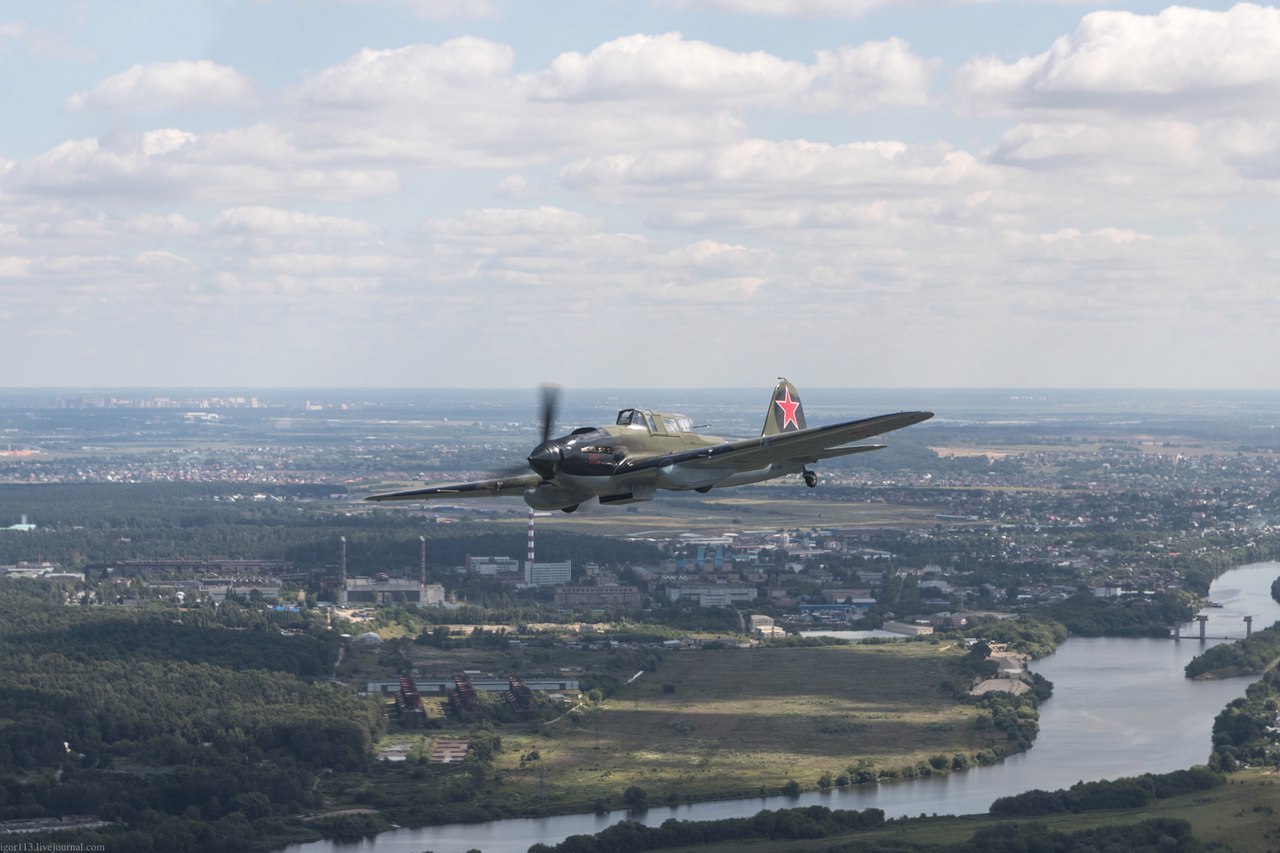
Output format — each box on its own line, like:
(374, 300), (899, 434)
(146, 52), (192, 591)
(284, 561), (1280, 853)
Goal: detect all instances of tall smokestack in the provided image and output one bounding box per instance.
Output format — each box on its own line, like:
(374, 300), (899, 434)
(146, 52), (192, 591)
(527, 509), (536, 568)
(339, 536), (347, 587)
(419, 535), (427, 585)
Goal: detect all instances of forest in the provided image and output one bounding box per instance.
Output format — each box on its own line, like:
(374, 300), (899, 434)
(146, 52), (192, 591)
(0, 580), (385, 851)
(1207, 667), (1280, 771)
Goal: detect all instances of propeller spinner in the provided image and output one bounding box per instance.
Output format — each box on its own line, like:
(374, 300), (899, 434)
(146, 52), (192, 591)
(527, 384), (561, 479)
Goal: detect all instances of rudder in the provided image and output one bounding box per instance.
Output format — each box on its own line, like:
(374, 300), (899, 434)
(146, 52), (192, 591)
(762, 378), (806, 436)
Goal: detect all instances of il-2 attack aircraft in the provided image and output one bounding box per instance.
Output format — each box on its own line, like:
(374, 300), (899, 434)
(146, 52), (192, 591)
(367, 379), (932, 513)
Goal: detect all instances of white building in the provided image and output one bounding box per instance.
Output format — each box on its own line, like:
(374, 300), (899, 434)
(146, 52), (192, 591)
(467, 556), (522, 577)
(525, 561), (572, 587)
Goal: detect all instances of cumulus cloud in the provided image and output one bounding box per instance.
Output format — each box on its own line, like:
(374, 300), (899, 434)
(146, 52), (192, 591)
(296, 38), (514, 105)
(530, 33), (811, 104)
(530, 33), (930, 111)
(421, 206), (604, 238)
(805, 40), (934, 111)
(67, 60), (256, 111)
(560, 139), (991, 207)
(955, 4), (1280, 116)
(279, 33), (931, 171)
(10, 10), (1280, 387)
(211, 207), (381, 239)
(246, 253), (406, 275)
(11, 32), (936, 203)
(2, 129), (399, 202)
(131, 250), (198, 273)
(23, 210), (201, 241)
(496, 174), (529, 198)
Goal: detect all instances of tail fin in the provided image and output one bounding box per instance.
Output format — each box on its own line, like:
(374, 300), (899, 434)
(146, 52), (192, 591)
(762, 378), (807, 436)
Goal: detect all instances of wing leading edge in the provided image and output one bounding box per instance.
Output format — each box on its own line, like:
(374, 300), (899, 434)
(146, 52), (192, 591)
(643, 410), (934, 472)
(366, 473), (542, 502)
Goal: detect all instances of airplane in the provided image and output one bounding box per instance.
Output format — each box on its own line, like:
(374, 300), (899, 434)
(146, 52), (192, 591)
(366, 379), (932, 513)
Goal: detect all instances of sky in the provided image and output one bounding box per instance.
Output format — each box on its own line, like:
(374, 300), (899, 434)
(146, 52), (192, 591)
(2, 0), (1279, 390)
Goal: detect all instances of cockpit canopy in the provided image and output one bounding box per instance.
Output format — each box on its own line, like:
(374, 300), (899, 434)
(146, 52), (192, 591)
(616, 409), (693, 435)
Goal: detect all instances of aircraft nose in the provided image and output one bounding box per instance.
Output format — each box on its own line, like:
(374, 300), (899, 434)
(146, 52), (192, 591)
(528, 441), (562, 480)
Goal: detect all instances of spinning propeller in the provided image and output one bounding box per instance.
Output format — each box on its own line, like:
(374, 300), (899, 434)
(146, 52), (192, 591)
(526, 384), (562, 480)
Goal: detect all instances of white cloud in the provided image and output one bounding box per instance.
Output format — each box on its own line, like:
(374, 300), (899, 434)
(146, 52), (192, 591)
(246, 253), (405, 275)
(531, 33), (930, 112)
(496, 174), (528, 198)
(559, 139), (993, 219)
(211, 207), (381, 239)
(3, 130), (399, 202)
(530, 33), (812, 104)
(955, 4), (1280, 116)
(131, 250), (197, 273)
(17, 209), (200, 241)
(279, 33), (930, 172)
(805, 40), (934, 111)
(296, 38), (514, 105)
(421, 206), (605, 239)
(67, 60), (256, 111)
(8, 6), (1280, 387)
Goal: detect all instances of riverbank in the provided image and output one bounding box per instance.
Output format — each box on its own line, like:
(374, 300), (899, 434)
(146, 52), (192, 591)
(279, 561), (1280, 853)
(312, 641), (1040, 835)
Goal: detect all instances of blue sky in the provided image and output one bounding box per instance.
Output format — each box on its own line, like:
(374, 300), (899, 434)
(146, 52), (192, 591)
(1, 0), (1276, 389)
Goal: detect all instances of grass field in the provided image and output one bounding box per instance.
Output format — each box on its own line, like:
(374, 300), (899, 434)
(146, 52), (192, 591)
(486, 643), (1006, 813)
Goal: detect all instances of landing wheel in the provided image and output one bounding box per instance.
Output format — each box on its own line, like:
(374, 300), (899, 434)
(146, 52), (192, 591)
(803, 469), (817, 488)
(561, 504), (579, 513)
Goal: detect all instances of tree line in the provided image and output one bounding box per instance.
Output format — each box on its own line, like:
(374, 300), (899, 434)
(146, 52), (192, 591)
(0, 579), (385, 851)
(989, 766), (1223, 817)
(530, 805), (886, 853)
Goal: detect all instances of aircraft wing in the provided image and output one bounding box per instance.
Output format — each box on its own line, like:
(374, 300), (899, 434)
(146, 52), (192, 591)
(366, 473), (542, 502)
(648, 411), (933, 472)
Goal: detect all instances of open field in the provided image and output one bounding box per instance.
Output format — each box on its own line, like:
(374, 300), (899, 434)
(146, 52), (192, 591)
(654, 768), (1280, 852)
(484, 643), (1008, 813)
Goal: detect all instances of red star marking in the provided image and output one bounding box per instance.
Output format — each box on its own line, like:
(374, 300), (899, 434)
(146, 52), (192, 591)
(774, 389), (800, 430)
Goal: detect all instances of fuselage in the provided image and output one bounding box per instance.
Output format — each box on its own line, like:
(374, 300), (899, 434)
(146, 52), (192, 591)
(523, 407), (755, 510)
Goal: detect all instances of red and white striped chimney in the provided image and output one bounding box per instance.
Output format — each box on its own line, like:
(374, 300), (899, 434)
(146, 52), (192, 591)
(527, 509), (536, 567)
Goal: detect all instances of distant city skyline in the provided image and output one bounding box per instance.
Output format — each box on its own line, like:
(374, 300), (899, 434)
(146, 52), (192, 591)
(2, 1), (1278, 389)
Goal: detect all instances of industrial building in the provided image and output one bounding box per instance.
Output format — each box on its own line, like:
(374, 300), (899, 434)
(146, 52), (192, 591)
(333, 534), (446, 607)
(340, 577), (446, 606)
(553, 585), (642, 608)
(666, 583), (757, 607)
